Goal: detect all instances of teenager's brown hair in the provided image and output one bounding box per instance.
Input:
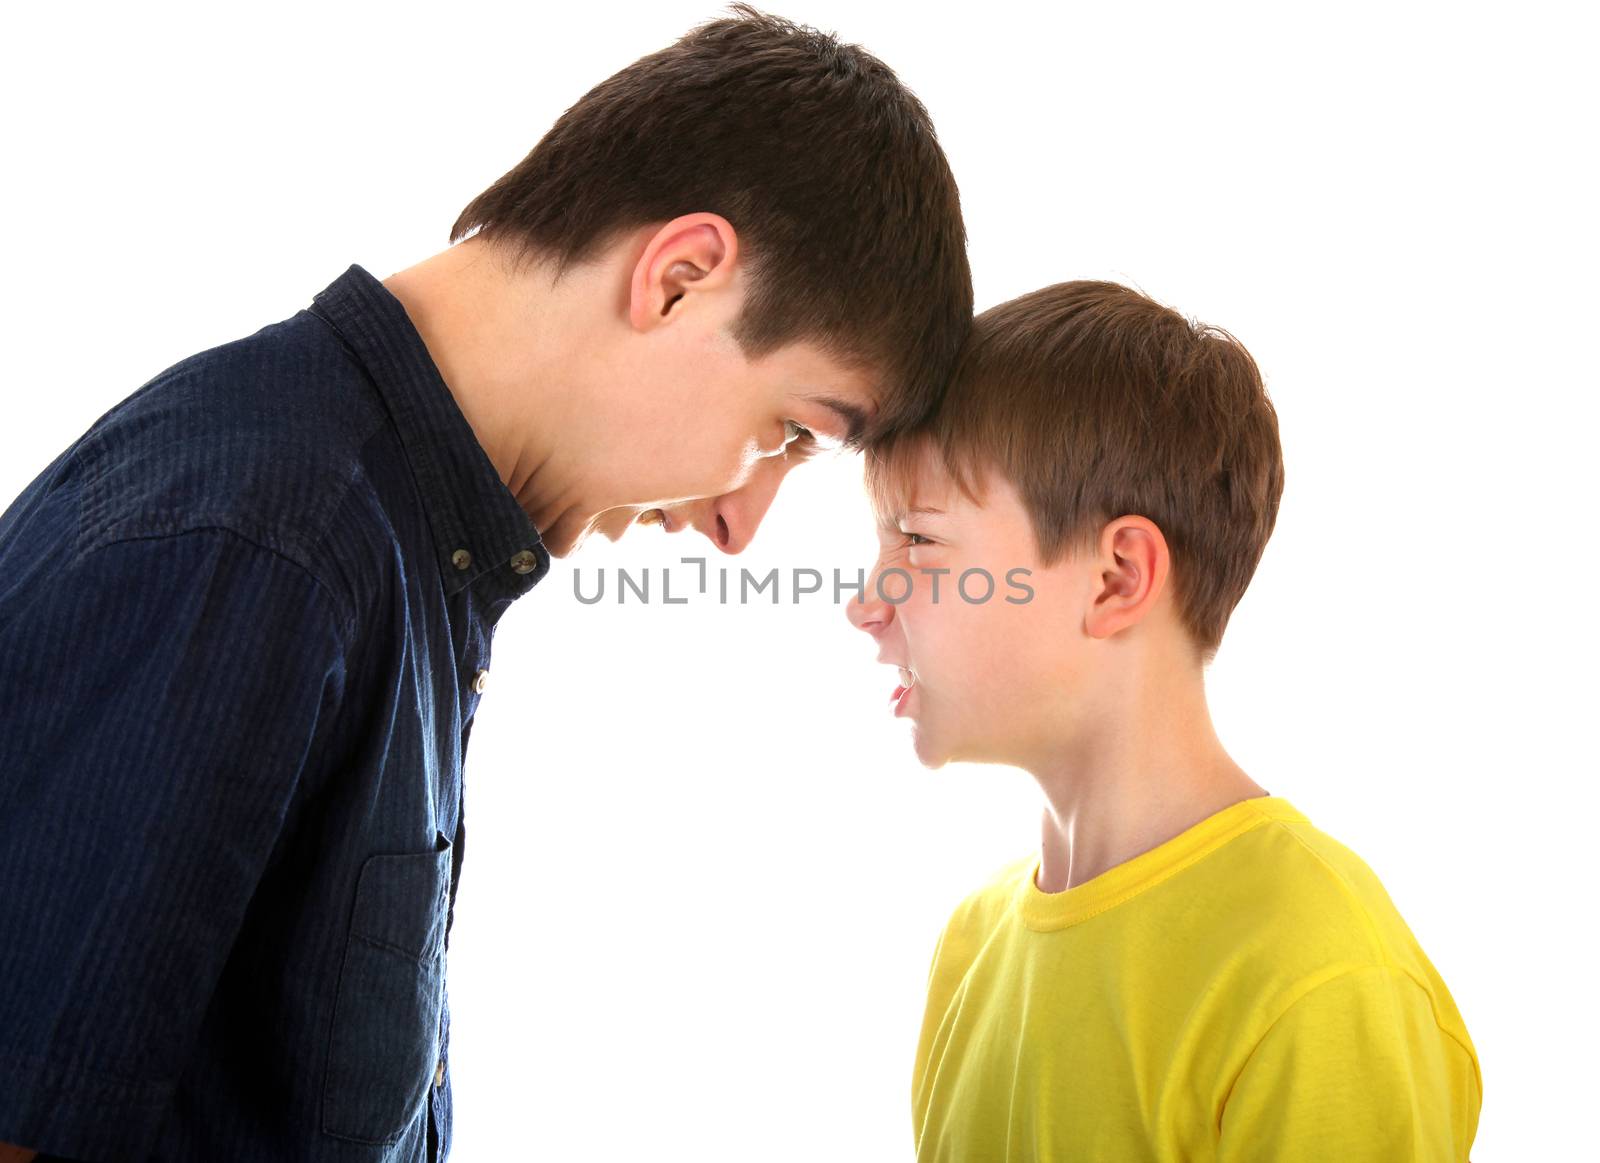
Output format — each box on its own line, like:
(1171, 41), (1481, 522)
(868, 281), (1285, 664)
(450, 5), (971, 447)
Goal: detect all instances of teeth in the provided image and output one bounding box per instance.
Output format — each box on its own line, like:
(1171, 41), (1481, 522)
(635, 509), (664, 526)
(897, 667), (916, 688)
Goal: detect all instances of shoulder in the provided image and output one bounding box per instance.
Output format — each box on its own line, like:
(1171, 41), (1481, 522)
(935, 851), (1036, 946)
(1228, 810), (1429, 968)
(1205, 807), (1475, 1053)
(919, 851), (1035, 987)
(66, 309), (391, 607)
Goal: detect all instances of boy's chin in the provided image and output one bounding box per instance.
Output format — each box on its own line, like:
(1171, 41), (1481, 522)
(910, 724), (1013, 771)
(908, 723), (957, 770)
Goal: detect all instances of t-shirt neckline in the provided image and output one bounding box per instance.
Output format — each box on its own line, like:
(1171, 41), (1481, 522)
(1016, 794), (1307, 932)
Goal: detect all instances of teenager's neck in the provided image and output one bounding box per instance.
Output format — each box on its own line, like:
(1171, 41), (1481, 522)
(381, 235), (600, 555)
(1028, 661), (1267, 894)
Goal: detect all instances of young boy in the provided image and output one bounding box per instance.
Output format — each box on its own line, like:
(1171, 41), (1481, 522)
(846, 281), (1481, 1159)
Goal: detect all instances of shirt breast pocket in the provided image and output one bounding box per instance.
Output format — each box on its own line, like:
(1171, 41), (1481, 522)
(322, 831), (452, 1145)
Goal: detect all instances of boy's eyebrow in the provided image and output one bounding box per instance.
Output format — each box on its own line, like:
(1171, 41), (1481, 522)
(803, 394), (871, 446)
(876, 506), (945, 530)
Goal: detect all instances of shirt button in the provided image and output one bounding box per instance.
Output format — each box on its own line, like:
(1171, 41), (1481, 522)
(451, 548), (473, 571)
(472, 669), (490, 694)
(510, 549), (539, 574)
(435, 1058), (446, 1088)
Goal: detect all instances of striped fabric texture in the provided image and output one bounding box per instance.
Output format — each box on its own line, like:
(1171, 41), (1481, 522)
(0, 264), (550, 1162)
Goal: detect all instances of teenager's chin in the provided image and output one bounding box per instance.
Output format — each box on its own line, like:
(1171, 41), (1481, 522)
(590, 505), (665, 544)
(540, 522), (583, 558)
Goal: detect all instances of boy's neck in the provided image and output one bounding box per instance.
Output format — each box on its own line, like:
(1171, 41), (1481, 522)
(1030, 670), (1267, 894)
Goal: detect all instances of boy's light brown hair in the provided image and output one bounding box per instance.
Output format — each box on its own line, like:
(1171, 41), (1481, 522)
(450, 4), (971, 449)
(867, 281), (1285, 664)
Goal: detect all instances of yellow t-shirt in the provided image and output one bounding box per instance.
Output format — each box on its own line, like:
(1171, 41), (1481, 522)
(913, 795), (1481, 1161)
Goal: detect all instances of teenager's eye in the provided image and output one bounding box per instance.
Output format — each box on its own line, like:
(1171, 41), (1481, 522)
(783, 419), (814, 446)
(903, 531), (933, 546)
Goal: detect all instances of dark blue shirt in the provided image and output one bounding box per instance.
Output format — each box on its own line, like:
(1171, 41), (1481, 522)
(0, 264), (550, 1161)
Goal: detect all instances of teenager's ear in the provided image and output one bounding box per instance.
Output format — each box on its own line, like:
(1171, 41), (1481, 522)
(1084, 516), (1170, 641)
(627, 212), (739, 332)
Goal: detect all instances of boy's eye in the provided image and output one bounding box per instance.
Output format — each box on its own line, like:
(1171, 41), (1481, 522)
(783, 419), (814, 446)
(903, 531), (932, 546)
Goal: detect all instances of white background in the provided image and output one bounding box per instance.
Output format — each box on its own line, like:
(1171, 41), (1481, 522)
(3, 2), (1595, 1158)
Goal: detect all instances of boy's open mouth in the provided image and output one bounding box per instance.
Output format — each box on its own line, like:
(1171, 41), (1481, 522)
(891, 666), (917, 715)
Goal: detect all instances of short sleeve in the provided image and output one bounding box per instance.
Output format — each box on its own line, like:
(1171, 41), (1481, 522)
(1218, 965), (1482, 1162)
(0, 528), (347, 1160)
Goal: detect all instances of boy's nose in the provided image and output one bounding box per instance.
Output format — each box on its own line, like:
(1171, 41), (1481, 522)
(844, 565), (893, 636)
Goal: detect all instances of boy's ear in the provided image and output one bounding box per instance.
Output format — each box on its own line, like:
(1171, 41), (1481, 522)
(627, 212), (740, 333)
(1084, 516), (1171, 641)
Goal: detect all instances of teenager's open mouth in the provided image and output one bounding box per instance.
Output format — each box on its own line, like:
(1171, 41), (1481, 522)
(891, 666), (917, 715)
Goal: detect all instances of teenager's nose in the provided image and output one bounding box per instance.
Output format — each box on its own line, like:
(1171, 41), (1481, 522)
(703, 453), (796, 555)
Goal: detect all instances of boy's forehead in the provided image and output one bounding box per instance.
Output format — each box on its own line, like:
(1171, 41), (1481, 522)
(870, 441), (966, 524)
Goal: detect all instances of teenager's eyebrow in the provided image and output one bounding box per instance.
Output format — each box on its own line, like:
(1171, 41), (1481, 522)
(802, 394), (871, 447)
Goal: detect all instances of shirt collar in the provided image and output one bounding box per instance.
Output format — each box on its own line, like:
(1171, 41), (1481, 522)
(307, 263), (551, 603)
